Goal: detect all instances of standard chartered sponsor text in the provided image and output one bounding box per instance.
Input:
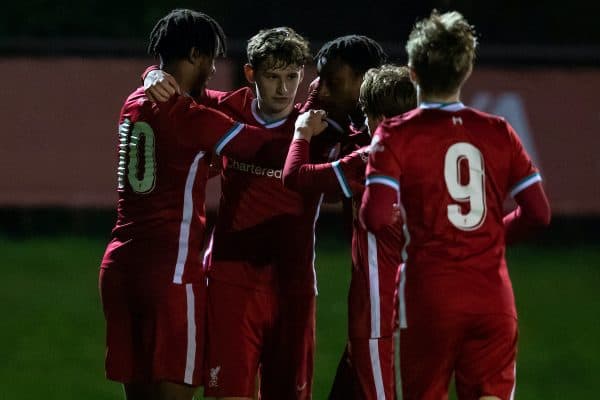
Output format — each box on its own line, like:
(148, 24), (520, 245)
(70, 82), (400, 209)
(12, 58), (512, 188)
(228, 159), (283, 179)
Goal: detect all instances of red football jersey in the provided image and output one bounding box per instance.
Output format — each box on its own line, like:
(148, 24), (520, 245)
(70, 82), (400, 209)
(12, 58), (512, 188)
(101, 87), (278, 284)
(204, 88), (336, 293)
(364, 102), (541, 316)
(283, 138), (404, 337)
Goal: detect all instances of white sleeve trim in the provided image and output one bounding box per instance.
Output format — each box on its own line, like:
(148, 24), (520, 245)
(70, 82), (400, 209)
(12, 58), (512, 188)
(365, 175), (400, 192)
(331, 160), (353, 198)
(510, 172), (542, 197)
(214, 122), (244, 156)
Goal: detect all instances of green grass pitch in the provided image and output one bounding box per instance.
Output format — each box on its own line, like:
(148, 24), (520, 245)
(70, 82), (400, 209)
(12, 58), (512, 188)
(1, 232), (598, 399)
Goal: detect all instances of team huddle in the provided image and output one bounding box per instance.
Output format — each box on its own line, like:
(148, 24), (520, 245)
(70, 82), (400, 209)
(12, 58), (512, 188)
(99, 8), (551, 400)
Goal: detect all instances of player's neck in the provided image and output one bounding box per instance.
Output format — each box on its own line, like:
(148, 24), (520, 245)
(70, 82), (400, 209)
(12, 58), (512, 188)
(255, 101), (293, 123)
(419, 89), (461, 105)
(163, 63), (195, 96)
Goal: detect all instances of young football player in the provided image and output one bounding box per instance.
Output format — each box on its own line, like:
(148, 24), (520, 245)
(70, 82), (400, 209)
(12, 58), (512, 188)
(360, 10), (551, 400)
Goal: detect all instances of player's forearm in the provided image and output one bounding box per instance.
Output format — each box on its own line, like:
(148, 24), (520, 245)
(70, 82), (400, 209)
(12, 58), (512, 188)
(283, 139), (341, 195)
(162, 95), (275, 161)
(359, 184), (398, 232)
(504, 182), (551, 244)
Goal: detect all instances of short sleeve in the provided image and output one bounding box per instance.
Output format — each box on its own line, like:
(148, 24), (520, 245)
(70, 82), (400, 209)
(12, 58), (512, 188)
(365, 125), (401, 193)
(506, 122), (541, 197)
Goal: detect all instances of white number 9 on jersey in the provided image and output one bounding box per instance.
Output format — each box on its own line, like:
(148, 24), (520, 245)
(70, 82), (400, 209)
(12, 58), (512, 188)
(444, 142), (486, 230)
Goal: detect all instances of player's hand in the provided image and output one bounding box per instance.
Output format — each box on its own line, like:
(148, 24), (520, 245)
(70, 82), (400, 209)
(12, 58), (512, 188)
(294, 109), (328, 141)
(144, 70), (181, 103)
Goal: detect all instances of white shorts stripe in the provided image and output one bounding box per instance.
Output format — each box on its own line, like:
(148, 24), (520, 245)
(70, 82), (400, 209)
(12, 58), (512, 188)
(394, 330), (403, 400)
(369, 339), (386, 399)
(367, 232), (381, 338)
(184, 284), (197, 384)
(172, 151), (206, 284)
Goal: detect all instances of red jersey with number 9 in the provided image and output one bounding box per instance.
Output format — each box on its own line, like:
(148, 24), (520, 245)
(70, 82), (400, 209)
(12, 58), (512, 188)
(366, 103), (541, 316)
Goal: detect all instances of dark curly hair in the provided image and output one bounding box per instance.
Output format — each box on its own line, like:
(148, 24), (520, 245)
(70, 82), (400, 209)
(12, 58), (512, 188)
(315, 35), (388, 75)
(148, 9), (226, 64)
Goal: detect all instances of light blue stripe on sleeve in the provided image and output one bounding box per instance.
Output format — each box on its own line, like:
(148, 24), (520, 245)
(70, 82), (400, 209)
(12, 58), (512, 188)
(366, 175), (400, 191)
(331, 160), (352, 198)
(510, 172), (542, 197)
(214, 122), (244, 156)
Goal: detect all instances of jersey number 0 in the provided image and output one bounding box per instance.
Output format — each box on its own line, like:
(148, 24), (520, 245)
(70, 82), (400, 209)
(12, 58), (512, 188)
(117, 119), (156, 194)
(444, 142), (487, 230)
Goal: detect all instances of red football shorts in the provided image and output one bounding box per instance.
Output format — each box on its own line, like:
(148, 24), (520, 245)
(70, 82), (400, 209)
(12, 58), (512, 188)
(204, 278), (315, 399)
(349, 337), (395, 399)
(99, 267), (206, 386)
(399, 309), (517, 400)
(344, 253), (398, 399)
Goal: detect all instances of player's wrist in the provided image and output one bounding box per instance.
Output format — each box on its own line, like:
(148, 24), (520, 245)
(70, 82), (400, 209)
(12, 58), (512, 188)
(294, 128), (313, 142)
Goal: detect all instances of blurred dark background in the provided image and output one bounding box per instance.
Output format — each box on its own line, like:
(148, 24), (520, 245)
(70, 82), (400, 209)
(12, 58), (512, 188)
(2, 0), (600, 62)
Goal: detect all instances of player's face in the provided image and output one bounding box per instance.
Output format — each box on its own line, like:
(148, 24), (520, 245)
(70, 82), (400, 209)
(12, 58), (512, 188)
(317, 57), (363, 119)
(191, 55), (216, 95)
(248, 63), (304, 119)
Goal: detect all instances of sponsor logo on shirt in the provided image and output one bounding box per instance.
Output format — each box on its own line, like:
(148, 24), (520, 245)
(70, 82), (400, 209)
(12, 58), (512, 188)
(228, 159), (283, 179)
(208, 366), (221, 388)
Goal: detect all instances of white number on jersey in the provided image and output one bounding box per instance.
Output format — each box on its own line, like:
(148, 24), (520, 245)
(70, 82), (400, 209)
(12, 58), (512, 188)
(444, 142), (486, 230)
(117, 119), (156, 194)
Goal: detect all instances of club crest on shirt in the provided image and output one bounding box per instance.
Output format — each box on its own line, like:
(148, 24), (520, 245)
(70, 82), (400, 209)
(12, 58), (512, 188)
(209, 366), (221, 388)
(356, 147), (370, 163)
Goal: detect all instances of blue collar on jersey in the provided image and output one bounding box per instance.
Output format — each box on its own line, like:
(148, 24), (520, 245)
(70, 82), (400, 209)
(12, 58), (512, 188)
(419, 101), (466, 111)
(251, 98), (289, 128)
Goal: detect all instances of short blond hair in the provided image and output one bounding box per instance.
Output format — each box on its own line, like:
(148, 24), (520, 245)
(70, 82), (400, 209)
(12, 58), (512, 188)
(359, 64), (417, 118)
(406, 10), (477, 97)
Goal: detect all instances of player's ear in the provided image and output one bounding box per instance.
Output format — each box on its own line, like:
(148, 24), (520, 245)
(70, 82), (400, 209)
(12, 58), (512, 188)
(462, 63), (473, 84)
(188, 47), (206, 65)
(243, 64), (255, 84)
(408, 66), (419, 85)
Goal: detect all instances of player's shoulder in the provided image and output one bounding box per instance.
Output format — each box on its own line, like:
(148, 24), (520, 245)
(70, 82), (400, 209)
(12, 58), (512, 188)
(384, 108), (421, 127)
(464, 107), (509, 128)
(216, 87), (255, 110)
(376, 108), (420, 142)
(120, 86), (156, 122)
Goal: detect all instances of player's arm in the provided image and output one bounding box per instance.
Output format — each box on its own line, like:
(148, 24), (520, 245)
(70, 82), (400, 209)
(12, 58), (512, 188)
(359, 130), (402, 232)
(503, 123), (551, 244)
(160, 96), (327, 161)
(503, 181), (551, 244)
(283, 135), (366, 197)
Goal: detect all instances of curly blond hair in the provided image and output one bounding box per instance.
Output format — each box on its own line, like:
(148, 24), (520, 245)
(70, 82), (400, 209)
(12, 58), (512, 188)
(406, 10), (477, 97)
